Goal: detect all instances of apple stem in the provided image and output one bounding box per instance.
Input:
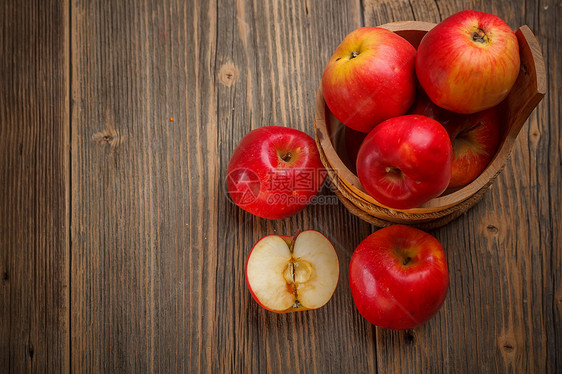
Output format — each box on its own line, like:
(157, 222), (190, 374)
(385, 166), (402, 175)
(289, 234), (298, 253)
(466, 121), (485, 133)
(403, 256), (412, 266)
(472, 28), (488, 43)
(350, 51), (359, 59)
(455, 121), (484, 141)
(280, 152), (292, 162)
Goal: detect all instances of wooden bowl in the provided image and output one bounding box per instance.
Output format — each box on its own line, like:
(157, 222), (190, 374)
(314, 21), (546, 229)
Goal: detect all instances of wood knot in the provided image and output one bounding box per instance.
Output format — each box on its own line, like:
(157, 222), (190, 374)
(27, 340), (34, 359)
(498, 334), (517, 357)
(92, 126), (123, 148)
(487, 224), (499, 234)
(530, 131), (540, 140)
(502, 342), (514, 352)
(218, 63), (239, 87)
(404, 329), (415, 344)
(2, 272), (8, 285)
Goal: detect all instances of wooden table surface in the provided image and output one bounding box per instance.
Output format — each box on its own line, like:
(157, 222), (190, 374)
(1, 0), (560, 372)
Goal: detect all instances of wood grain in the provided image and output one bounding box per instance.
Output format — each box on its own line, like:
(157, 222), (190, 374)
(0, 0), (70, 373)
(362, 0), (561, 372)
(70, 1), (222, 372)
(69, 0), (374, 372)
(213, 0), (377, 371)
(1, 0), (559, 372)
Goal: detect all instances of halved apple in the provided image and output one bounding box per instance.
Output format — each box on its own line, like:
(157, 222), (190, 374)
(245, 230), (339, 313)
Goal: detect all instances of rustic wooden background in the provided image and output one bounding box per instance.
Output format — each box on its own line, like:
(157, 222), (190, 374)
(1, 0), (560, 372)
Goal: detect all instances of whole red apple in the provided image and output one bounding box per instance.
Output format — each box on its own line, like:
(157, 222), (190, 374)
(246, 230), (339, 313)
(416, 10), (520, 114)
(356, 115), (453, 209)
(226, 126), (325, 219)
(349, 225), (449, 330)
(322, 27), (416, 133)
(409, 90), (501, 188)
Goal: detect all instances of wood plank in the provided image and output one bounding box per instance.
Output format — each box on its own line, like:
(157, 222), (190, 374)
(508, 0), (561, 371)
(213, 0), (379, 372)
(69, 0), (407, 371)
(362, 0), (560, 372)
(70, 1), (222, 372)
(0, 0), (70, 373)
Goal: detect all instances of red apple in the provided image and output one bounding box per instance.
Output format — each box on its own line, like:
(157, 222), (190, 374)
(226, 126), (325, 219)
(408, 88), (453, 123)
(447, 109), (500, 187)
(356, 115), (453, 209)
(349, 225), (449, 330)
(409, 90), (501, 188)
(322, 27), (417, 133)
(416, 10), (520, 114)
(246, 231), (339, 313)
(344, 126), (367, 172)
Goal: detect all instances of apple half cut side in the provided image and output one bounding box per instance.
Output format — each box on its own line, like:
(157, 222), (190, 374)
(245, 231), (339, 313)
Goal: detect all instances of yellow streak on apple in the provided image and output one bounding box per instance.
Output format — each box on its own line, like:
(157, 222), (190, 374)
(454, 136), (487, 159)
(326, 31), (382, 86)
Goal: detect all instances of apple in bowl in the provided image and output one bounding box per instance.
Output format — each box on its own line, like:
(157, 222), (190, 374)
(416, 10), (520, 114)
(408, 90), (501, 188)
(356, 114), (453, 209)
(349, 225), (449, 330)
(245, 231), (339, 313)
(322, 27), (417, 133)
